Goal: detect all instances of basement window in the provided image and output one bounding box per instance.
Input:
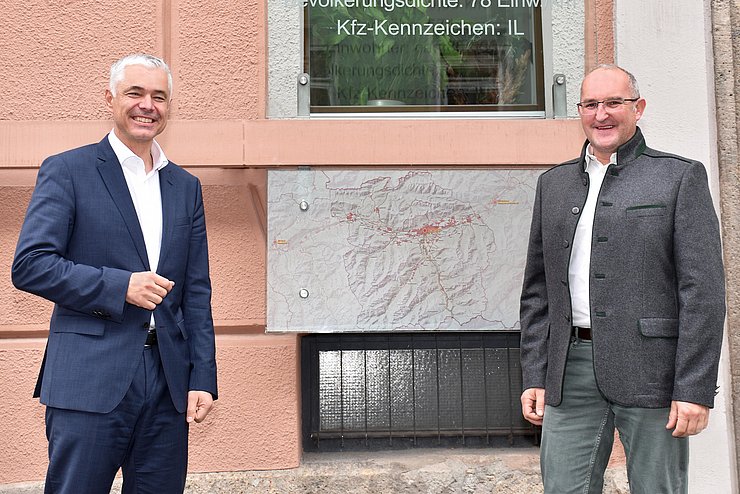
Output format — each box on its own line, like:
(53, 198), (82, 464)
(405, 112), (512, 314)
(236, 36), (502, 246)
(301, 331), (536, 451)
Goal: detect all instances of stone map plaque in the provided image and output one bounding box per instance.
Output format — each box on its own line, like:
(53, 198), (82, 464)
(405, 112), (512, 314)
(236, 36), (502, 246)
(267, 169), (542, 332)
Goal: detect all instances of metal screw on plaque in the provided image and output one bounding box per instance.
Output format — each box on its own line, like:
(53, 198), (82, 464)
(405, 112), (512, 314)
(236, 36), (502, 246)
(299, 288), (309, 299)
(299, 200), (309, 211)
(297, 73), (310, 117)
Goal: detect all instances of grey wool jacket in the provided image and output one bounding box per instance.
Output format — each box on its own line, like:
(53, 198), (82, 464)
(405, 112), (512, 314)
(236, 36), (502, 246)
(519, 128), (725, 408)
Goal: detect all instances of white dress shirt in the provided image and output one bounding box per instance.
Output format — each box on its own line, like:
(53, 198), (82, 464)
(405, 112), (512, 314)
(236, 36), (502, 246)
(108, 130), (168, 326)
(568, 147), (616, 328)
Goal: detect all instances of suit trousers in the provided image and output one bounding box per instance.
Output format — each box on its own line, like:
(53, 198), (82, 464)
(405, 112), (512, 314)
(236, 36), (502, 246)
(44, 346), (188, 494)
(540, 338), (688, 494)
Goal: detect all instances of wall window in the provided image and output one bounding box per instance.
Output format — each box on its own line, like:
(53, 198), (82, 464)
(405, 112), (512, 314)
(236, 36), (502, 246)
(305, 0), (544, 113)
(302, 332), (535, 451)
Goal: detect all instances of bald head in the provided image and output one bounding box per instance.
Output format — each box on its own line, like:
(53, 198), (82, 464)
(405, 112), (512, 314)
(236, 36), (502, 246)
(581, 64), (640, 100)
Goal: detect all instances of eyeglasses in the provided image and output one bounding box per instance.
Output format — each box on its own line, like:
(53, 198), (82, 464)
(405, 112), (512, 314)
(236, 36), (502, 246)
(576, 97), (640, 114)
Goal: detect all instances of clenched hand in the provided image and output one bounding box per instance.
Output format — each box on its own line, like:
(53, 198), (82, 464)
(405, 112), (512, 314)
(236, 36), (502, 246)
(126, 272), (174, 310)
(521, 387), (546, 426)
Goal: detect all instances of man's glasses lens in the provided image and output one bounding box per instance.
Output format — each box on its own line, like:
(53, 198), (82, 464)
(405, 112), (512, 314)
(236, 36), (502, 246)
(578, 98), (637, 113)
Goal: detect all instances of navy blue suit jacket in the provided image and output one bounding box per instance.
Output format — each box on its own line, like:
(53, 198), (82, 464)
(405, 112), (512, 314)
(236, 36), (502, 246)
(12, 137), (218, 414)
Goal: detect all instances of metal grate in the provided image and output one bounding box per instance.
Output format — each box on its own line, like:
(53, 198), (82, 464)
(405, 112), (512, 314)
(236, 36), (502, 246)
(301, 332), (537, 451)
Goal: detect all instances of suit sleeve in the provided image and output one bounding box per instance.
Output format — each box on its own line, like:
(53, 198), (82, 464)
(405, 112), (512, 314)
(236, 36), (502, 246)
(519, 174), (549, 390)
(671, 161), (726, 407)
(12, 155), (130, 321)
(182, 179), (218, 399)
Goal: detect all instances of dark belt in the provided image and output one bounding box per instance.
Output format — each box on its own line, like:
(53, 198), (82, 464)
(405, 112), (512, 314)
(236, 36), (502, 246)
(572, 326), (592, 340)
(144, 328), (157, 347)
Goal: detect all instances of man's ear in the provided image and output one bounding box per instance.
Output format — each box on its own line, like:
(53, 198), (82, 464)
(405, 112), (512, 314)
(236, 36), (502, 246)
(634, 98), (647, 122)
(104, 89), (113, 109)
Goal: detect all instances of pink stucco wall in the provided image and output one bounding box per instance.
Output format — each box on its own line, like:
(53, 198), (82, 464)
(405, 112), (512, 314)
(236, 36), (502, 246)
(1, 167), (300, 484)
(0, 336), (300, 483)
(0, 0), (158, 121)
(585, 0), (615, 70)
(0, 0), (596, 486)
(175, 0), (265, 120)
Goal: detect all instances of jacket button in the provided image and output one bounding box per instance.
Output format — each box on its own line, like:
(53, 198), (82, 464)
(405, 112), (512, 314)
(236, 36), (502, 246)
(563, 240), (569, 248)
(571, 207), (580, 214)
(142, 322), (150, 329)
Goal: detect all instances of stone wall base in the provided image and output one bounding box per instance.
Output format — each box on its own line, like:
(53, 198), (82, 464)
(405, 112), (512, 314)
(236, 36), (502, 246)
(0, 448), (629, 493)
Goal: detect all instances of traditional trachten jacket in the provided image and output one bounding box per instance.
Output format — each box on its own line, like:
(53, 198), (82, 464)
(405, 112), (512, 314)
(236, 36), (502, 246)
(520, 128), (725, 408)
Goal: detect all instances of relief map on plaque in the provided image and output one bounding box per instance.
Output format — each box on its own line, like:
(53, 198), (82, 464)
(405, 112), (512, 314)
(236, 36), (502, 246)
(267, 169), (542, 332)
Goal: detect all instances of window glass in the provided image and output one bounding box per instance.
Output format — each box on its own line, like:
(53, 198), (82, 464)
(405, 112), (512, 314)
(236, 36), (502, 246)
(305, 0), (544, 113)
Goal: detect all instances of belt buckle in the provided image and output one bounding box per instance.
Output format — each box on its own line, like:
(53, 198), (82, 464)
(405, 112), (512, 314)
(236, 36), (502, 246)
(572, 326), (591, 341)
(144, 327), (157, 347)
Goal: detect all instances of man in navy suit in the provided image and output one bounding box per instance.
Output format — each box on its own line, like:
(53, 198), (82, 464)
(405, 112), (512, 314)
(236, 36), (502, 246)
(12, 53), (217, 493)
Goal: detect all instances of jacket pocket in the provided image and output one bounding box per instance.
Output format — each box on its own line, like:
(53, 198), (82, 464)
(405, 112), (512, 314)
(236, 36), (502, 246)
(638, 318), (678, 338)
(51, 315), (106, 336)
(626, 204), (667, 217)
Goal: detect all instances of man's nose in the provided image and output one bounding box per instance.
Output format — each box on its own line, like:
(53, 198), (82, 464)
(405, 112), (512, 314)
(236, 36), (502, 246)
(594, 103), (609, 120)
(138, 94), (154, 110)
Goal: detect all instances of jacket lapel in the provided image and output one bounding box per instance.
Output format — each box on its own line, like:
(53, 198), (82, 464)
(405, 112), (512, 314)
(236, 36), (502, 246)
(157, 166), (177, 269)
(95, 138), (150, 270)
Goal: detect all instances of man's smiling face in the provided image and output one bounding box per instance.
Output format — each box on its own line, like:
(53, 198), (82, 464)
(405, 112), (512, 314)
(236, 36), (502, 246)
(105, 64), (170, 154)
(579, 67), (646, 163)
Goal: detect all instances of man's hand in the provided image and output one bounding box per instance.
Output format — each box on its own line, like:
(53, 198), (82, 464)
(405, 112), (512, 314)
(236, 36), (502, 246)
(521, 387), (546, 426)
(126, 272), (174, 310)
(187, 390), (214, 423)
(666, 400), (709, 437)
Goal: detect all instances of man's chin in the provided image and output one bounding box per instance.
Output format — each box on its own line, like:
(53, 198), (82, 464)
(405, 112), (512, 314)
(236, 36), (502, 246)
(590, 138), (619, 155)
(129, 129), (163, 141)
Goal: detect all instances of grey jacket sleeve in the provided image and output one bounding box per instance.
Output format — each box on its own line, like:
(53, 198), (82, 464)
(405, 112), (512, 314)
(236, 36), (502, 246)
(671, 161), (726, 407)
(519, 174), (549, 390)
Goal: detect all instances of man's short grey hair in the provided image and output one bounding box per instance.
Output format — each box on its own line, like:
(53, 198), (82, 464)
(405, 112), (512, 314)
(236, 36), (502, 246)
(583, 64), (640, 98)
(109, 53), (173, 98)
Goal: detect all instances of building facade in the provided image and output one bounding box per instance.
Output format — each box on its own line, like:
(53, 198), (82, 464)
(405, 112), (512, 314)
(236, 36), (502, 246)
(0, 0), (737, 491)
